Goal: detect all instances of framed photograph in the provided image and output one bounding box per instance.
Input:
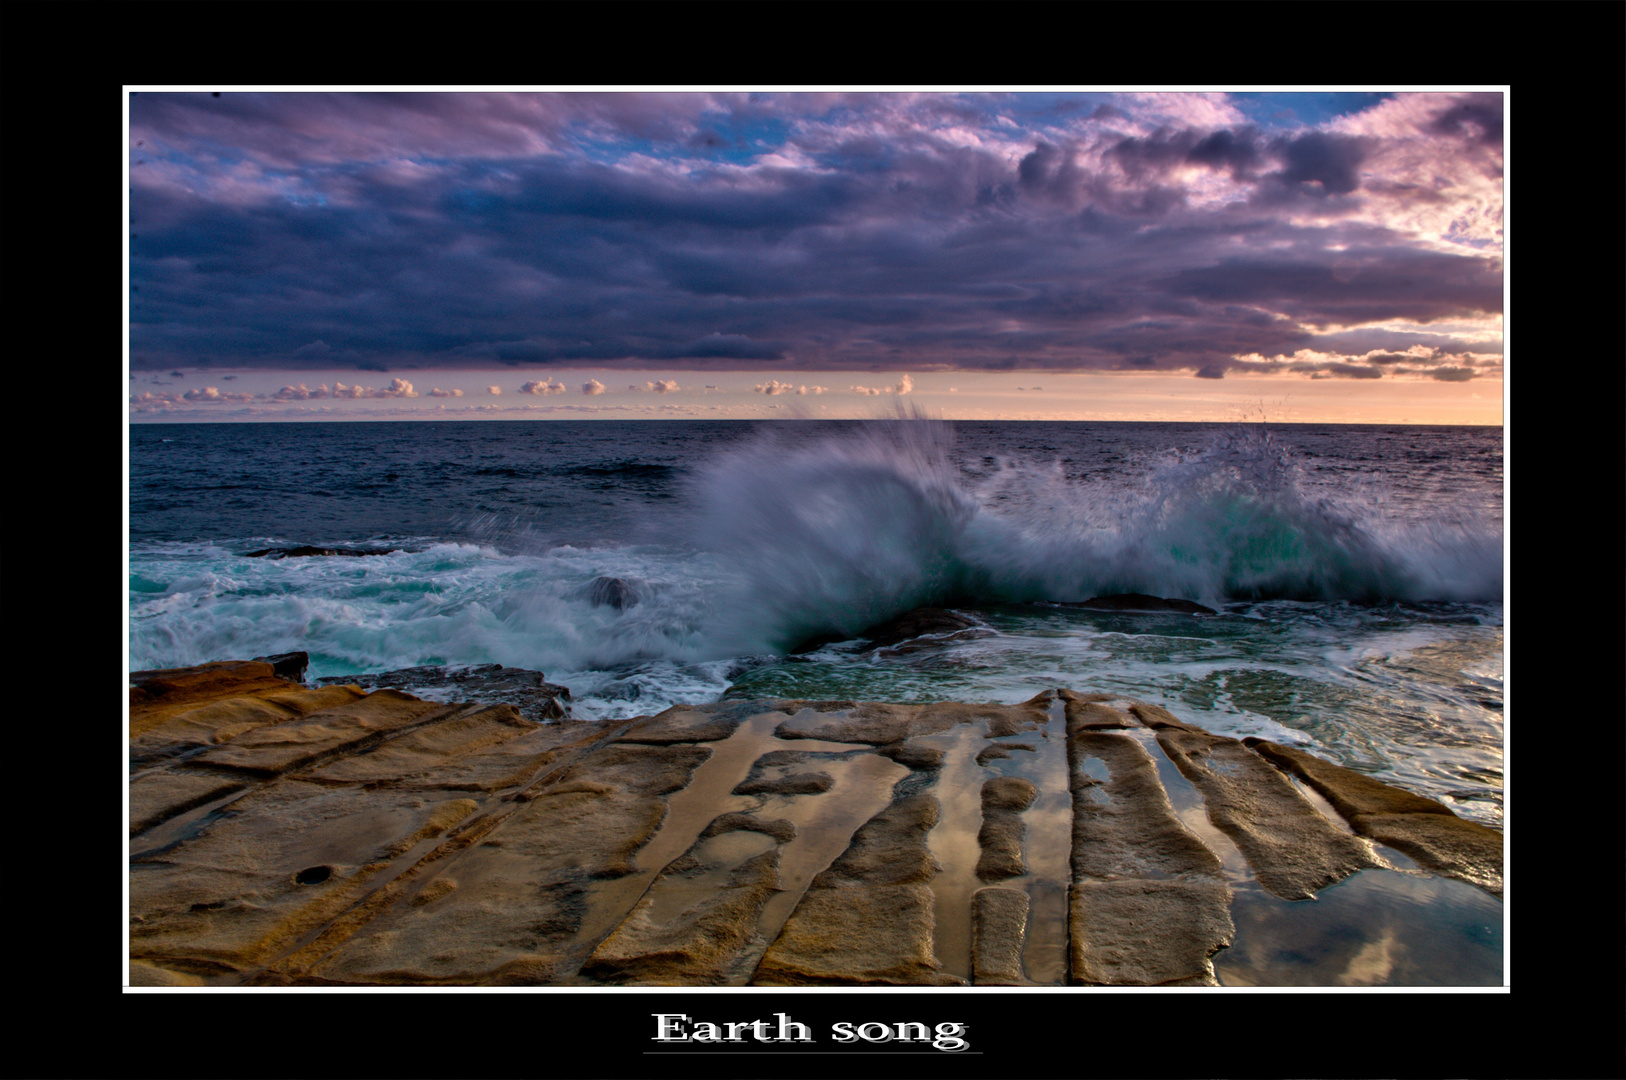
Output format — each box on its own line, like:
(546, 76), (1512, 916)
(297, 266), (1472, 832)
(127, 86), (1509, 1066)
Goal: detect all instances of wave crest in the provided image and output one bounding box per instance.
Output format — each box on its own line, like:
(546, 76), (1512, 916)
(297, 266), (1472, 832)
(687, 415), (1503, 650)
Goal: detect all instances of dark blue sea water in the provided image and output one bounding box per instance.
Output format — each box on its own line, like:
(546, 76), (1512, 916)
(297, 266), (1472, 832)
(128, 418), (1504, 826)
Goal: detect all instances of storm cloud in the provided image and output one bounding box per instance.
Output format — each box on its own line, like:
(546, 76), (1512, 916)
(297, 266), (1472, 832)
(129, 91), (1503, 380)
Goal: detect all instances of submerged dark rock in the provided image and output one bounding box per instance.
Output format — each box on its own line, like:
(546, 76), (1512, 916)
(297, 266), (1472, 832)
(1070, 593), (1218, 615)
(316, 663), (571, 722)
(787, 607), (991, 657)
(787, 630), (853, 656)
(252, 651), (310, 682)
(244, 545), (400, 559)
(583, 576), (641, 611)
(862, 608), (982, 650)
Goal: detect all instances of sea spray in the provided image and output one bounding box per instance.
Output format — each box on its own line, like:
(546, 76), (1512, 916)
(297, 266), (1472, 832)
(1107, 423), (1411, 601)
(132, 421), (1502, 682)
(682, 414), (1503, 654)
(686, 412), (980, 653)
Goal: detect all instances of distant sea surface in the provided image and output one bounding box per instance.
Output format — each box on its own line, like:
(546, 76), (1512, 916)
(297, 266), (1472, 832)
(129, 418), (1504, 827)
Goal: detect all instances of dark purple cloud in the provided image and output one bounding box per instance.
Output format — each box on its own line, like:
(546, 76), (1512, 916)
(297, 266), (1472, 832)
(1186, 128), (1264, 176)
(1272, 132), (1372, 195)
(1163, 249), (1502, 326)
(128, 91), (1503, 380)
(1426, 93), (1504, 147)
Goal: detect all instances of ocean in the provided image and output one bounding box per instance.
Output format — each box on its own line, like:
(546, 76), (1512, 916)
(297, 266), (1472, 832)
(127, 417), (1504, 830)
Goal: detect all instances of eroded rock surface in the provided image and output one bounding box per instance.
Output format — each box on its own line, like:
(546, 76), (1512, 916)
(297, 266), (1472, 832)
(128, 662), (1502, 987)
(976, 777), (1038, 881)
(580, 813), (787, 985)
(1245, 739), (1504, 896)
(1070, 878), (1235, 985)
(753, 792), (962, 986)
(1154, 727), (1381, 900)
(315, 664), (571, 723)
(1066, 728), (1233, 985)
(971, 887), (1030, 985)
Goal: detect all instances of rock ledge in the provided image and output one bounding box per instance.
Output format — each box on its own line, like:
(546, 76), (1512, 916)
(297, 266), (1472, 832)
(128, 662), (1502, 987)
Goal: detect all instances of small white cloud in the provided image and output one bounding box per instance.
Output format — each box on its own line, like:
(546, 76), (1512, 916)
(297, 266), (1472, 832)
(178, 386), (253, 403)
(271, 381), (411, 401)
(487, 385), (502, 396)
(582, 379), (606, 395)
(428, 387), (464, 398)
(520, 379), (568, 395)
(755, 379), (796, 395)
(848, 373), (913, 396)
(130, 390), (182, 410)
(646, 379), (679, 393)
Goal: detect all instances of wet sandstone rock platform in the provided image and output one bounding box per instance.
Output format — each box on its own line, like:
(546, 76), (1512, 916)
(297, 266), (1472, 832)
(128, 661), (1503, 987)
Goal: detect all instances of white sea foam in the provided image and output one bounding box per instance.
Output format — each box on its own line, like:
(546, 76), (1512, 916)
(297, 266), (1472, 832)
(682, 414), (1503, 654)
(132, 418), (1503, 679)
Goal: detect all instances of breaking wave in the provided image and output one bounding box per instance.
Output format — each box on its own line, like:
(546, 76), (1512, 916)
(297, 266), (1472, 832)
(129, 416), (1503, 717)
(688, 411), (1503, 652)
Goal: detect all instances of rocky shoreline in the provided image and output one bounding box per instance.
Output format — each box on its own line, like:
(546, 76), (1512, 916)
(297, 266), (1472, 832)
(127, 652), (1502, 988)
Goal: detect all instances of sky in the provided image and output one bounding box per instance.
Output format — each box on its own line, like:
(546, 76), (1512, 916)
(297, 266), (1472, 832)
(127, 89), (1505, 424)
